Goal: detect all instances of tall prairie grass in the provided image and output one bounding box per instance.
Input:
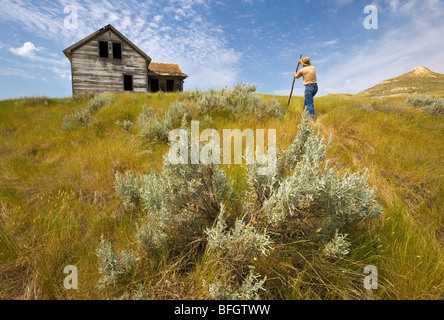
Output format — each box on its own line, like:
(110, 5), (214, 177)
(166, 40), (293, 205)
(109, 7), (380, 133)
(0, 91), (443, 299)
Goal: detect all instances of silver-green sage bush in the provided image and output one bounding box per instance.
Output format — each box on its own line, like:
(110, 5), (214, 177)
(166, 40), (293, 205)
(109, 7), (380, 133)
(138, 102), (190, 142)
(98, 111), (382, 299)
(62, 96), (111, 130)
(406, 95), (444, 117)
(195, 83), (283, 120)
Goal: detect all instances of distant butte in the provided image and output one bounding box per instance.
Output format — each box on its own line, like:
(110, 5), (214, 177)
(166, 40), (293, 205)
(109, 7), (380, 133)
(358, 66), (444, 97)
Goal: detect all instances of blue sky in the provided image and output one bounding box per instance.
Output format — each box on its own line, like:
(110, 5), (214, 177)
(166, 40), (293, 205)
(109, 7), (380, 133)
(0, 0), (443, 99)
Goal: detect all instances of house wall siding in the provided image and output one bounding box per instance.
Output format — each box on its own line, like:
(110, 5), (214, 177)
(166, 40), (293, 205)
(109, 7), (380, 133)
(71, 31), (148, 94)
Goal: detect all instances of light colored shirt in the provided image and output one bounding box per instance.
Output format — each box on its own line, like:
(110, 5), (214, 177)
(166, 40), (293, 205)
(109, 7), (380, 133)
(296, 65), (317, 85)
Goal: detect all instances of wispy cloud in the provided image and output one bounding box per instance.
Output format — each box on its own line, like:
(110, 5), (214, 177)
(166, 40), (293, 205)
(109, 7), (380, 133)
(320, 39), (338, 47)
(0, 0), (77, 43)
(50, 66), (71, 80)
(335, 0), (354, 6)
(0, 67), (38, 80)
(241, 0), (265, 4)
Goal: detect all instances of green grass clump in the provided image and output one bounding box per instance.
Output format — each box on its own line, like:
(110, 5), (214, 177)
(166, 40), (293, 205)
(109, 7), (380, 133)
(17, 96), (51, 106)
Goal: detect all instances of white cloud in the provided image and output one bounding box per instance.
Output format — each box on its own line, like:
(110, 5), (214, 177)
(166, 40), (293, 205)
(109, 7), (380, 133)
(320, 39), (338, 47)
(153, 14), (163, 22)
(241, 0), (265, 4)
(9, 42), (39, 59)
(335, 0), (354, 6)
(386, 0), (401, 11)
(50, 66), (71, 80)
(0, 67), (37, 79)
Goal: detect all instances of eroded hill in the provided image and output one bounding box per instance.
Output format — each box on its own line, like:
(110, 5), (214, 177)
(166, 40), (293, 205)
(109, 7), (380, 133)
(358, 66), (444, 97)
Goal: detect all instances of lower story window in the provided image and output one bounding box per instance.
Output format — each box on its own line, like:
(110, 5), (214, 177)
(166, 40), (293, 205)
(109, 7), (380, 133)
(124, 75), (133, 91)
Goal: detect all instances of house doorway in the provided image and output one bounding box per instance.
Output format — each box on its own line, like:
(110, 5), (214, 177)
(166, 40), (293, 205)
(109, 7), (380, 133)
(124, 75), (133, 91)
(166, 80), (174, 92)
(150, 78), (159, 92)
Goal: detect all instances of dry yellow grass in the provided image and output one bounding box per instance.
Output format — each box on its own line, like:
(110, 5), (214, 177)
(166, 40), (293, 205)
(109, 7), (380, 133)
(0, 91), (443, 299)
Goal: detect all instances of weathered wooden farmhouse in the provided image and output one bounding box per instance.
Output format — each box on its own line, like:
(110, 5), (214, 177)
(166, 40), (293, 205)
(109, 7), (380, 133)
(63, 24), (188, 95)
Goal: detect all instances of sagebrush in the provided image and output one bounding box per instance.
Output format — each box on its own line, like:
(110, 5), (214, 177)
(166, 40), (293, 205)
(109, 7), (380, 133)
(407, 95), (444, 116)
(98, 111), (382, 300)
(62, 96), (111, 130)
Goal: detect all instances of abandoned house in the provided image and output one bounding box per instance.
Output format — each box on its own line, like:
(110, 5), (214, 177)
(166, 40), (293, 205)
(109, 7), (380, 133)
(63, 24), (188, 95)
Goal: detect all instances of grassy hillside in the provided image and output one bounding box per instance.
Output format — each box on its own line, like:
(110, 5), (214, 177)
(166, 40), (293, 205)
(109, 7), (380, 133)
(0, 90), (443, 299)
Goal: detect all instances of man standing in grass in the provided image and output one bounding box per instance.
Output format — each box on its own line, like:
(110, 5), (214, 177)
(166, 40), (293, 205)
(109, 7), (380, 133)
(294, 57), (318, 120)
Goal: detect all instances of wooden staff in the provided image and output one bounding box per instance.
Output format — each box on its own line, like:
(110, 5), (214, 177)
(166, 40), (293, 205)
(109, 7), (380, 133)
(287, 54), (303, 106)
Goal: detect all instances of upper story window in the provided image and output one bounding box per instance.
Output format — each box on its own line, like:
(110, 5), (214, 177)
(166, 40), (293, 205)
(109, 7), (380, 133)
(99, 41), (109, 58)
(98, 41), (122, 59)
(113, 43), (122, 59)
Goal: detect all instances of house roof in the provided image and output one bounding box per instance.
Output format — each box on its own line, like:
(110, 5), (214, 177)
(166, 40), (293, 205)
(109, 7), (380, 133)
(148, 62), (188, 78)
(63, 24), (151, 63)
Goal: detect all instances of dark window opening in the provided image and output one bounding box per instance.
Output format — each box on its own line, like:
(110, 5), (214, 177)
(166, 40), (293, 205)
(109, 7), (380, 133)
(113, 43), (122, 59)
(124, 75), (133, 91)
(99, 41), (109, 58)
(150, 78), (159, 92)
(166, 80), (175, 92)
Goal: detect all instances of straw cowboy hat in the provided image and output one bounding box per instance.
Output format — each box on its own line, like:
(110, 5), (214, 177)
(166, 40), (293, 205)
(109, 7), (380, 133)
(299, 57), (311, 66)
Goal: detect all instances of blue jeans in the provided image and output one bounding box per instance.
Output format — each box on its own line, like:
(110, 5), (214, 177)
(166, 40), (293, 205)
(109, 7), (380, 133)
(304, 84), (318, 119)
